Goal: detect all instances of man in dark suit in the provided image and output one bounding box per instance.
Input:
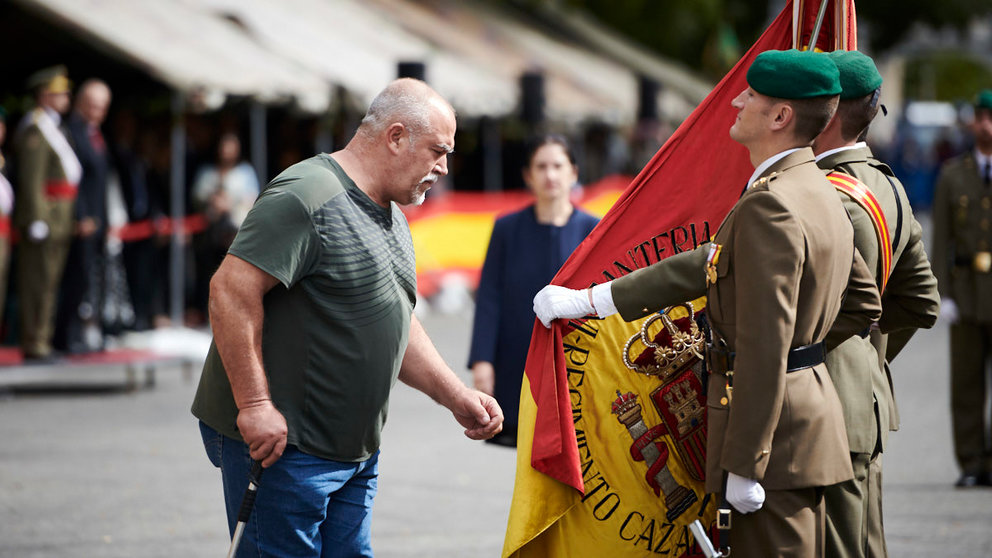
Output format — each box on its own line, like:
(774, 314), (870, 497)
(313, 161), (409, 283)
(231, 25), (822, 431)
(534, 50), (881, 557)
(57, 79), (111, 353)
(932, 89), (992, 489)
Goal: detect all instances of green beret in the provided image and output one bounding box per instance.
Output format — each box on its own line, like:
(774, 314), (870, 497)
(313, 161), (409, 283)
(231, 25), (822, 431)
(26, 65), (70, 94)
(747, 49), (841, 99)
(976, 90), (992, 111)
(828, 50), (882, 99)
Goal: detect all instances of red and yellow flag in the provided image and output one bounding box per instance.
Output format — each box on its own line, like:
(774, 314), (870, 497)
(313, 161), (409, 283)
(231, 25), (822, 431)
(503, 2), (857, 556)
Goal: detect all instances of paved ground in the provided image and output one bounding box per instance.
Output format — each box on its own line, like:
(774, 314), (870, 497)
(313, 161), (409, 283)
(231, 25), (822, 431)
(1, 253), (991, 556)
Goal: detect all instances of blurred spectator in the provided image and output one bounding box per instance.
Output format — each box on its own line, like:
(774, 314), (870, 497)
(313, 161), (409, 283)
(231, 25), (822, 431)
(190, 131), (259, 318)
(111, 109), (160, 332)
(467, 135), (599, 447)
(629, 117), (672, 175)
(56, 78), (112, 353)
(140, 127), (181, 328)
(582, 122), (629, 183)
(0, 107), (13, 337)
(13, 65), (80, 362)
(932, 89), (992, 488)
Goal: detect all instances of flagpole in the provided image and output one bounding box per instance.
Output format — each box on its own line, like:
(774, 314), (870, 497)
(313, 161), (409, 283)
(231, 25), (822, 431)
(806, 0), (831, 51)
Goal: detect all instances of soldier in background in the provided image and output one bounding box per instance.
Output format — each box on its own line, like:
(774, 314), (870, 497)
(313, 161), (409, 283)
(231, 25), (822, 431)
(13, 65), (81, 362)
(932, 89), (992, 488)
(813, 50), (939, 558)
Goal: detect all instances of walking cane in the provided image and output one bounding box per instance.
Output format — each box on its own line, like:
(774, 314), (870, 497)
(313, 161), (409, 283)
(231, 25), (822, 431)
(226, 460), (263, 558)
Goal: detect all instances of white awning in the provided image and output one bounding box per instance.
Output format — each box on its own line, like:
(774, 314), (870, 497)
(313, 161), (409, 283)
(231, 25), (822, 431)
(198, 0), (518, 117)
(532, 3), (714, 120)
(14, 0), (710, 122)
(366, 0), (641, 124)
(13, 0), (333, 111)
(194, 0), (656, 122)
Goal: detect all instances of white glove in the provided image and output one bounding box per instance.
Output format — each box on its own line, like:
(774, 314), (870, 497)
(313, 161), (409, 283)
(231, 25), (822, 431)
(940, 298), (959, 324)
(726, 472), (765, 514)
(27, 220), (49, 242)
(533, 285), (594, 328)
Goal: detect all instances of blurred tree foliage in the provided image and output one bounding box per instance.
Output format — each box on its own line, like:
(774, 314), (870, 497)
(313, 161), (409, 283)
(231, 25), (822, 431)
(904, 52), (992, 102)
(516, 0), (986, 80)
(857, 1), (977, 52)
(552, 0), (766, 79)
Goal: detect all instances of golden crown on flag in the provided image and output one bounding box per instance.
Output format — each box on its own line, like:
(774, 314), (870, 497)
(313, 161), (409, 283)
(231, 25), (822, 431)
(611, 390), (642, 427)
(622, 304), (705, 380)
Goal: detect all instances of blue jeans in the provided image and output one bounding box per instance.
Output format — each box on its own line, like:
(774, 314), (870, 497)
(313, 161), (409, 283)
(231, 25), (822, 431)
(199, 422), (379, 557)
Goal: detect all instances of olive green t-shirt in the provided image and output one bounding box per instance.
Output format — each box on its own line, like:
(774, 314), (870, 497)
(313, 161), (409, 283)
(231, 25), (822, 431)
(191, 154), (417, 462)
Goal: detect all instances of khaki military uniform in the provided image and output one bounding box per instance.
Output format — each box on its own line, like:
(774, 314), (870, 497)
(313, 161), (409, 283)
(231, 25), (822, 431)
(932, 151), (992, 479)
(612, 148), (882, 557)
(14, 113), (77, 358)
(817, 146), (939, 558)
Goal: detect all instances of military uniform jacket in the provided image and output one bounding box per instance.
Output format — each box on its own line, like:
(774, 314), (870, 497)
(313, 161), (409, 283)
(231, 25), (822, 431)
(13, 117), (76, 239)
(817, 146), (939, 452)
(933, 151), (992, 322)
(612, 148), (881, 494)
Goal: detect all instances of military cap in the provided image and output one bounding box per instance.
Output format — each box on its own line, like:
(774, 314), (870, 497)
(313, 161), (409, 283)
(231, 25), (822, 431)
(26, 65), (71, 94)
(975, 90), (992, 111)
(828, 50), (883, 99)
(747, 49), (841, 99)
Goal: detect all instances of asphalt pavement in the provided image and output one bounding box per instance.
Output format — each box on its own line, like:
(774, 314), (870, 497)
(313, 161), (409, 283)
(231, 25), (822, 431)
(1, 241), (991, 557)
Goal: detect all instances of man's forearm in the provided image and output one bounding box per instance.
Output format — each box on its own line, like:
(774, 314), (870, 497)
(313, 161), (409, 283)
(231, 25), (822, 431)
(399, 315), (465, 408)
(209, 259), (275, 409)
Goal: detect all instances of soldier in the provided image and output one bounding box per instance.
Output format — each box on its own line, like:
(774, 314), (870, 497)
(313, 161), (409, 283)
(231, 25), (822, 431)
(534, 49), (881, 557)
(932, 89), (992, 488)
(812, 50), (940, 558)
(13, 65), (81, 361)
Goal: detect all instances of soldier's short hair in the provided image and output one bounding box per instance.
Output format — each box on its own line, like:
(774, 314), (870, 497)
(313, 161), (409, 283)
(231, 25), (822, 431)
(786, 95), (840, 144)
(836, 88), (881, 142)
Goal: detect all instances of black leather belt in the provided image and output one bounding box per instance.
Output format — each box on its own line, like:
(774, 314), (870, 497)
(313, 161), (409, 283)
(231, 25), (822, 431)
(707, 341), (826, 374)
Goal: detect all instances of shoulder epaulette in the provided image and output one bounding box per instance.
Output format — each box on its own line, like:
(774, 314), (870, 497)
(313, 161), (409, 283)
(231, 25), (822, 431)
(866, 157), (896, 177)
(750, 171), (780, 190)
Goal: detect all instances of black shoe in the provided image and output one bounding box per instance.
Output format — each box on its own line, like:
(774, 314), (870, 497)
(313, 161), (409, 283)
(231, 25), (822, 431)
(485, 428), (518, 448)
(955, 472), (984, 488)
(22, 352), (62, 365)
(979, 472), (992, 487)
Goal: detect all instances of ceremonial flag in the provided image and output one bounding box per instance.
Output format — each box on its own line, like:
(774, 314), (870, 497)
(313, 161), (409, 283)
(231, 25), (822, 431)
(503, 2), (857, 556)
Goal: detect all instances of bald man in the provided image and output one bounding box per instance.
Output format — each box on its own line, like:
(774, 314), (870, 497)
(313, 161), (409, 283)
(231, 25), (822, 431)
(57, 79), (112, 354)
(192, 79), (504, 557)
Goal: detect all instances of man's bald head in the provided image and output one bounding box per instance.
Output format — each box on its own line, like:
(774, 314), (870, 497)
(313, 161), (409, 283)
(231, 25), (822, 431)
(75, 79), (112, 126)
(358, 78), (454, 143)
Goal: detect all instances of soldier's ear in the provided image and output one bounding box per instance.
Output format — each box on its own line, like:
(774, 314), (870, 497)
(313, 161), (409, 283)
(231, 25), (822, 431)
(769, 103), (793, 132)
